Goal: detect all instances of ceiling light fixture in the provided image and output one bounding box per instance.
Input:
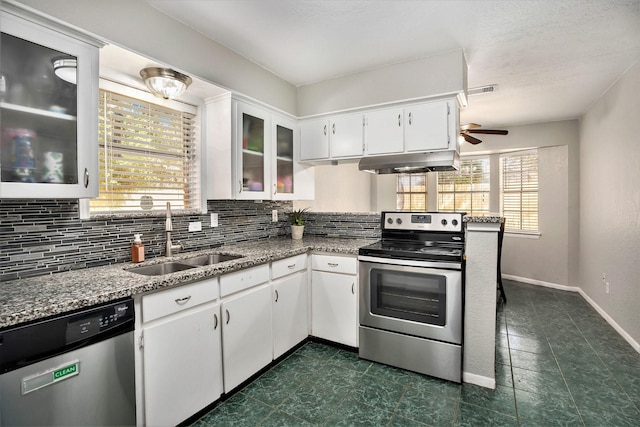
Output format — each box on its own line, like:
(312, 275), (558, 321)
(140, 67), (192, 100)
(52, 57), (77, 85)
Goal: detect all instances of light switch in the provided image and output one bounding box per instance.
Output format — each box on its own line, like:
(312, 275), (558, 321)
(210, 213), (219, 227)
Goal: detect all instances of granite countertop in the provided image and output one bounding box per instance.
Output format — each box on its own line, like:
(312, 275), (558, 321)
(0, 237), (374, 329)
(463, 215), (504, 223)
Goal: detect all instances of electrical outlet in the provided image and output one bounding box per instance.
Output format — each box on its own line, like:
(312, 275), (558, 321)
(188, 221), (202, 232)
(210, 213), (219, 227)
(272, 209), (278, 222)
(606, 281), (610, 295)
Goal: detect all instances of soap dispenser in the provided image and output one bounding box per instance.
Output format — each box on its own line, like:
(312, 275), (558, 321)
(132, 234), (145, 263)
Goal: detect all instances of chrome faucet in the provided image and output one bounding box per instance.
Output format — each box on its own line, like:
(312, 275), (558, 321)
(165, 202), (183, 257)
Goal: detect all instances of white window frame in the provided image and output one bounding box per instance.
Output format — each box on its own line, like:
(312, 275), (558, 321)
(396, 173), (429, 211)
(500, 149), (539, 234)
(80, 79), (204, 219)
(437, 156), (491, 216)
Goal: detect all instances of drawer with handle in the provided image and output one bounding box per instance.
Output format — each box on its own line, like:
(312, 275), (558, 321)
(142, 278), (219, 323)
(311, 254), (357, 275)
(271, 254), (307, 280)
(220, 263), (270, 297)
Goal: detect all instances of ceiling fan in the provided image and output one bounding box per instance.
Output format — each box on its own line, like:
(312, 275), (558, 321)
(460, 123), (508, 145)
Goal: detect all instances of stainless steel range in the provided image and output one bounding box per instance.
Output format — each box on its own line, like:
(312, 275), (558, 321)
(358, 211), (465, 383)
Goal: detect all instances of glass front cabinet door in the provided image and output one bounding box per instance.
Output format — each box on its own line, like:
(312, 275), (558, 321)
(272, 115), (296, 200)
(235, 101), (270, 200)
(0, 8), (99, 198)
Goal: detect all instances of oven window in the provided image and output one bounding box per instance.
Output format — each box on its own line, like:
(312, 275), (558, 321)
(370, 269), (447, 326)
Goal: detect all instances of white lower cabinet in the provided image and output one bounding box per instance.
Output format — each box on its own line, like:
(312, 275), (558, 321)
(139, 279), (222, 427)
(221, 283), (273, 393)
(272, 270), (309, 359)
(311, 254), (358, 347)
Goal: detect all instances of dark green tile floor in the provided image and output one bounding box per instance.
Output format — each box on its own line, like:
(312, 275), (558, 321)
(192, 280), (640, 426)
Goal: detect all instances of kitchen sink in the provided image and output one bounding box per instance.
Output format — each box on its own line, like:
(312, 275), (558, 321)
(178, 253), (243, 266)
(128, 253), (243, 276)
(129, 262), (195, 276)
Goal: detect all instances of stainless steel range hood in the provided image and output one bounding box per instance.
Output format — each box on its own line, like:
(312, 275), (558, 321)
(358, 150), (460, 174)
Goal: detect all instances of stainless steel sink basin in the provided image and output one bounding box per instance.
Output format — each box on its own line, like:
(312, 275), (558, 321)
(178, 253), (243, 266)
(129, 262), (195, 276)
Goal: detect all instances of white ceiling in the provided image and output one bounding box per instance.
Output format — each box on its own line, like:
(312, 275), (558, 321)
(144, 0), (640, 127)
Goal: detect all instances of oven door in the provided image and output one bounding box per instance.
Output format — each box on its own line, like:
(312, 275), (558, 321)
(359, 256), (462, 344)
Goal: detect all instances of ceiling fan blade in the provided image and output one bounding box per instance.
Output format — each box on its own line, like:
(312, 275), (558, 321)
(467, 129), (509, 135)
(460, 123), (481, 131)
(462, 133), (483, 145)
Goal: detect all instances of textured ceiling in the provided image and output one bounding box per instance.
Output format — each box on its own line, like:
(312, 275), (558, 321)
(147, 0), (640, 127)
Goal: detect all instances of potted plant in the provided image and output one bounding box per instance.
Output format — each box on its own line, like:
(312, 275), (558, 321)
(288, 208), (309, 240)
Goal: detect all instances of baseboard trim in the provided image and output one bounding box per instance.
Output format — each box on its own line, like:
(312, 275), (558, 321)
(502, 274), (579, 292)
(463, 372), (495, 389)
(502, 274), (640, 354)
(576, 289), (640, 354)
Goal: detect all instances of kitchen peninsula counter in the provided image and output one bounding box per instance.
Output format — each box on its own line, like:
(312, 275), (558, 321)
(0, 237), (373, 329)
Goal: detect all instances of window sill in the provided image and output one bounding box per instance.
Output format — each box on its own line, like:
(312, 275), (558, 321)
(79, 200), (204, 220)
(505, 231), (541, 239)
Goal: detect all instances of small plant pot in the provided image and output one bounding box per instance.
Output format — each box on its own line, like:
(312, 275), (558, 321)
(291, 225), (304, 240)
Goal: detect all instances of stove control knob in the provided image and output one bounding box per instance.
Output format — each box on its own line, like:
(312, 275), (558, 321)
(387, 217), (393, 224)
(441, 219), (448, 226)
(396, 218), (403, 225)
(452, 219), (459, 226)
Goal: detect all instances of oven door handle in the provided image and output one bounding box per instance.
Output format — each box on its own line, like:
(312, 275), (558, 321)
(358, 255), (462, 271)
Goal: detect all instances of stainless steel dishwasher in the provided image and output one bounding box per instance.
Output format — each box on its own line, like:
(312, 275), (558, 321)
(0, 298), (136, 426)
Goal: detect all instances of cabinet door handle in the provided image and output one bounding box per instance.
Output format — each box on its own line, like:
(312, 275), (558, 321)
(287, 264), (296, 269)
(175, 296), (191, 305)
(226, 309), (230, 324)
(274, 183), (277, 195)
(352, 282), (355, 294)
(328, 262), (339, 267)
(213, 313), (219, 330)
(323, 124), (327, 136)
(238, 180), (242, 193)
(332, 123), (336, 134)
(275, 289), (279, 302)
(408, 112), (413, 125)
(84, 168), (89, 188)
(398, 114), (401, 127)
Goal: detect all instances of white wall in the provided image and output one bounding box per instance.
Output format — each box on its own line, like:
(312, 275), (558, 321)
(294, 162), (373, 213)
(579, 60), (640, 345)
(15, 0), (297, 114)
(297, 49), (466, 117)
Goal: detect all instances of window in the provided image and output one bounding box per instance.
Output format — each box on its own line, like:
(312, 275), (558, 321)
(89, 89), (199, 214)
(437, 157), (490, 216)
(396, 173), (428, 211)
(500, 151), (538, 232)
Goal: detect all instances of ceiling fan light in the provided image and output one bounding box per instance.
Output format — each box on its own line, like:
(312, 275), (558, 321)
(53, 57), (77, 85)
(140, 67), (192, 99)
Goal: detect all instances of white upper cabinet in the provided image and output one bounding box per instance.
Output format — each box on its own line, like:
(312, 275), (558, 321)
(404, 100), (451, 152)
(300, 97), (459, 164)
(364, 108), (405, 155)
(0, 8), (100, 198)
(235, 101), (271, 200)
(205, 95), (313, 200)
(299, 114), (364, 161)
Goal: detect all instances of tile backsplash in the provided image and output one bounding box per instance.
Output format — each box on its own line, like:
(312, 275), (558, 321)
(0, 200), (380, 281)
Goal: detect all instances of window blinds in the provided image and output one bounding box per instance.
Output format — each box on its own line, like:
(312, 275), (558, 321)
(90, 90), (198, 213)
(396, 173), (428, 211)
(437, 157), (490, 216)
(500, 151), (538, 232)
